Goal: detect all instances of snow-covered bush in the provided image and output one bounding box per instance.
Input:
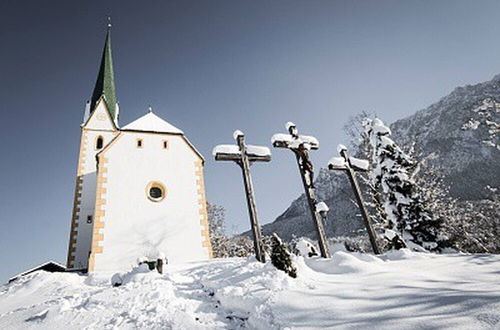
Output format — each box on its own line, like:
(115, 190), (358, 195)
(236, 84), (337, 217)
(270, 233), (297, 278)
(290, 237), (318, 257)
(442, 196), (500, 253)
(226, 235), (255, 257)
(207, 202), (255, 258)
(362, 118), (445, 251)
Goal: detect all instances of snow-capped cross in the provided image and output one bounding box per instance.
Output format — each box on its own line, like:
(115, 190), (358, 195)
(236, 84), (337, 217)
(213, 130), (270, 263)
(271, 122), (330, 258)
(328, 145), (380, 255)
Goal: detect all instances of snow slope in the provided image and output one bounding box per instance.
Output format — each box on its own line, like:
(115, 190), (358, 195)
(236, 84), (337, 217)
(1, 251), (499, 329)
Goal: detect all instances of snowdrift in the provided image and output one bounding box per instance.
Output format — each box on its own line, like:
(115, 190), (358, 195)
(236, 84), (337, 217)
(1, 250), (499, 329)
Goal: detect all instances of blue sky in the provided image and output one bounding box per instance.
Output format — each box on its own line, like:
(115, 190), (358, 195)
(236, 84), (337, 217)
(1, 0), (500, 282)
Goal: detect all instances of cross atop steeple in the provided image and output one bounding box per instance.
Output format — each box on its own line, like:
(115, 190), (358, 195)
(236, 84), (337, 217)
(90, 22), (117, 121)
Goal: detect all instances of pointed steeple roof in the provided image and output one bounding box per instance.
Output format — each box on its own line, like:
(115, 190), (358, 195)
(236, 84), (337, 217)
(90, 24), (117, 120)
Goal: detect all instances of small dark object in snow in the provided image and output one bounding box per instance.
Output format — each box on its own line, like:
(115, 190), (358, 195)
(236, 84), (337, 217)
(388, 234), (407, 250)
(270, 233), (297, 278)
(111, 273), (123, 287)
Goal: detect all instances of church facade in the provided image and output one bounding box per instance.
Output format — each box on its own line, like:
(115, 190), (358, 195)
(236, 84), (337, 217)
(66, 27), (212, 272)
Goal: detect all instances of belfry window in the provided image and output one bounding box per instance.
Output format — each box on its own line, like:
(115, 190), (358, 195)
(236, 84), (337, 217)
(96, 136), (104, 150)
(137, 139), (143, 148)
(163, 140), (168, 149)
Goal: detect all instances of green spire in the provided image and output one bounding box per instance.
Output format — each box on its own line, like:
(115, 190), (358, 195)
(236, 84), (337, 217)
(90, 24), (117, 120)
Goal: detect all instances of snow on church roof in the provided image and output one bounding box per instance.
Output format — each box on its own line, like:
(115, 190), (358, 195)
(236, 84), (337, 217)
(122, 112), (184, 134)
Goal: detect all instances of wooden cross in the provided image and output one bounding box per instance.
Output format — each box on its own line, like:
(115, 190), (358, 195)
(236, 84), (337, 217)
(272, 122), (331, 258)
(328, 145), (381, 254)
(213, 130), (270, 263)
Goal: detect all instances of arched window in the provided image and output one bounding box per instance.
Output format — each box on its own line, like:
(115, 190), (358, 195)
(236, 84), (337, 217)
(96, 136), (104, 150)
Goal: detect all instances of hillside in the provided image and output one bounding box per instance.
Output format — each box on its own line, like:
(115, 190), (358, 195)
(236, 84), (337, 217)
(257, 75), (500, 240)
(1, 250), (499, 329)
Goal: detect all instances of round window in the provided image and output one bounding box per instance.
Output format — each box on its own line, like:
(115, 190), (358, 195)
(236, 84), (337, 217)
(146, 182), (166, 202)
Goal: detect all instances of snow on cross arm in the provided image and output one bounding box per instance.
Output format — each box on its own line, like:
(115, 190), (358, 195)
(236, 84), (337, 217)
(212, 144), (240, 156)
(349, 157), (370, 171)
(271, 133), (318, 149)
(246, 145), (271, 157)
(328, 156), (347, 170)
(271, 133), (293, 144)
(300, 135), (319, 147)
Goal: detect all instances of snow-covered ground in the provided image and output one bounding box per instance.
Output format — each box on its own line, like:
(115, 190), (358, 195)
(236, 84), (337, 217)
(1, 250), (499, 329)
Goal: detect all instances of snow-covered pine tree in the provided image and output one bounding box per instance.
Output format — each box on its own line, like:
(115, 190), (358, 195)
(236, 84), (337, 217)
(363, 118), (444, 251)
(270, 233), (297, 278)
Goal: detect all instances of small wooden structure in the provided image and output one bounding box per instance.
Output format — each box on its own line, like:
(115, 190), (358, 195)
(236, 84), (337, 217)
(8, 261), (66, 283)
(213, 130), (271, 262)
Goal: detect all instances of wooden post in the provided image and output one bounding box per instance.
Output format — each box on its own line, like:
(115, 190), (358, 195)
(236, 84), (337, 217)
(295, 152), (331, 258)
(272, 123), (331, 258)
(236, 134), (266, 262)
(329, 147), (380, 255)
(156, 258), (163, 274)
(214, 131), (270, 263)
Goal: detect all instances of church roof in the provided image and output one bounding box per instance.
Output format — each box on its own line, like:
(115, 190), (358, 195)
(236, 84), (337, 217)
(122, 112), (184, 134)
(90, 25), (117, 120)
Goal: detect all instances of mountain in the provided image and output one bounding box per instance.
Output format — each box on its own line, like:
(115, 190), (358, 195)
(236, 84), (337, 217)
(253, 75), (500, 241)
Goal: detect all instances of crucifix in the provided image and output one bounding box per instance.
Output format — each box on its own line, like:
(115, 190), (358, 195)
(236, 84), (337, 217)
(213, 130), (271, 263)
(328, 144), (380, 254)
(272, 122), (331, 258)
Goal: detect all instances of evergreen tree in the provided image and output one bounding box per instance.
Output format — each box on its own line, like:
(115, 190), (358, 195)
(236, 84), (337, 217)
(363, 118), (444, 251)
(270, 233), (297, 278)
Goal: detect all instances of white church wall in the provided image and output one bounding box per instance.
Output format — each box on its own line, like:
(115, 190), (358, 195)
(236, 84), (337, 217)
(67, 101), (117, 270)
(90, 131), (209, 272)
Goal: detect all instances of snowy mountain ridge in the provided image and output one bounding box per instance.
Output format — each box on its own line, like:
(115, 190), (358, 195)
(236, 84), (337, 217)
(255, 75), (500, 240)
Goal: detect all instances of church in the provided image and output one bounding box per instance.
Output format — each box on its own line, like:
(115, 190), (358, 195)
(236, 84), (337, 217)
(66, 26), (212, 272)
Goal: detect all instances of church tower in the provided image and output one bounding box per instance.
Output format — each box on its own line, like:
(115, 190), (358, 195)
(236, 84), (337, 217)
(67, 26), (211, 272)
(67, 25), (119, 270)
